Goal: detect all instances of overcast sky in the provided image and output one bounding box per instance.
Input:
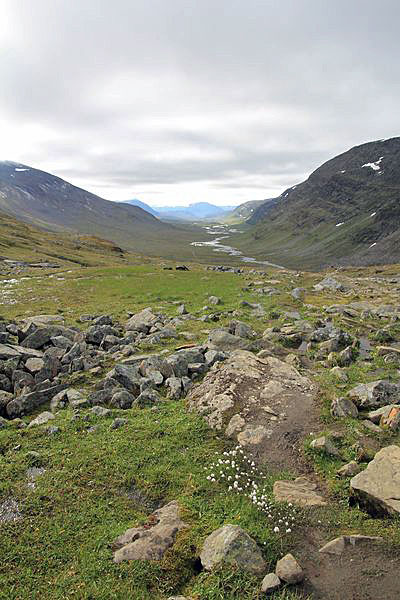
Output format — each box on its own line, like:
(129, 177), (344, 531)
(0, 0), (399, 206)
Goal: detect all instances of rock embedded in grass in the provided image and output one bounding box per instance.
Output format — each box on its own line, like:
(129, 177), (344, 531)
(112, 501), (187, 563)
(200, 524), (267, 575)
(273, 476), (326, 507)
(330, 397), (358, 418)
(310, 435), (341, 457)
(275, 553), (304, 584)
(261, 572), (281, 594)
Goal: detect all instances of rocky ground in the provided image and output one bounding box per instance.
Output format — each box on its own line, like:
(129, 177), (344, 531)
(1, 262), (400, 599)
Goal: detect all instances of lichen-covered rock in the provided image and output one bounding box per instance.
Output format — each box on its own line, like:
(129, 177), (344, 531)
(200, 525), (267, 575)
(348, 380), (400, 409)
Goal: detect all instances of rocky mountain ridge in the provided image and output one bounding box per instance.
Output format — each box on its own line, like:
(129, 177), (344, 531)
(233, 137), (400, 268)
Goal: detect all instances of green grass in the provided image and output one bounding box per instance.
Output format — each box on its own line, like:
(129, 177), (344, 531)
(2, 261), (400, 598)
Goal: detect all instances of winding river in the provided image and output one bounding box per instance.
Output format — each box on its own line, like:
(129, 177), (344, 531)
(190, 225), (283, 268)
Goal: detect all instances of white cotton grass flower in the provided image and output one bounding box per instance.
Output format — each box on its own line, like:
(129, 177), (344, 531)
(204, 445), (298, 538)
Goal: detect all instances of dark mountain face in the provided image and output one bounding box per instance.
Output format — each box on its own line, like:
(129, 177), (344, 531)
(236, 137), (400, 268)
(0, 161), (201, 257)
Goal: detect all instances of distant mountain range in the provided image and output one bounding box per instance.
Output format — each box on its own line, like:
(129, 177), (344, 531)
(121, 199), (236, 221)
(231, 137), (400, 268)
(0, 161), (203, 258)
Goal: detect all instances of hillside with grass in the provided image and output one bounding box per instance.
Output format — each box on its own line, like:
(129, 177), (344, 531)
(0, 162), (207, 259)
(1, 253), (400, 599)
(229, 137), (400, 269)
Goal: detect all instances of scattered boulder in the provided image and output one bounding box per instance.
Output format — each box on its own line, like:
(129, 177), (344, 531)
(207, 329), (247, 351)
(314, 277), (349, 292)
(291, 287), (306, 301)
(125, 308), (158, 333)
(261, 572), (281, 594)
(336, 461), (361, 478)
(200, 525), (267, 575)
(331, 397), (358, 418)
(110, 418), (128, 430)
(350, 445), (400, 516)
(310, 436), (341, 457)
(348, 380), (400, 409)
(275, 553), (304, 584)
(112, 501), (187, 563)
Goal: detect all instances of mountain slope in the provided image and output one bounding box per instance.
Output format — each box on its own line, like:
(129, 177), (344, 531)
(0, 162), (203, 258)
(232, 137), (400, 268)
(119, 199), (159, 216)
(0, 209), (136, 269)
(223, 199), (273, 224)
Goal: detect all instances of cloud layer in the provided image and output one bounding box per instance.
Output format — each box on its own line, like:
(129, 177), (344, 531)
(1, 0), (399, 205)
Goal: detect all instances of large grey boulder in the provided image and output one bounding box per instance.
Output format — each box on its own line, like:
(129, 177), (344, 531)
(187, 350), (315, 467)
(200, 525), (267, 575)
(207, 329), (248, 351)
(106, 364), (141, 394)
(0, 344), (43, 360)
(314, 277), (349, 292)
(348, 380), (400, 409)
(112, 501), (187, 563)
(21, 326), (75, 349)
(6, 383), (69, 418)
(125, 308), (159, 333)
(350, 445), (400, 516)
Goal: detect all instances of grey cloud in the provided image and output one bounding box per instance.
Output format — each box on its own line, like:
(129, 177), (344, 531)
(0, 0), (399, 204)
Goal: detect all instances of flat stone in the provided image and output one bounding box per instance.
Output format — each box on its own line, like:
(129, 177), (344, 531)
(27, 411), (55, 428)
(273, 476), (326, 507)
(0, 344), (43, 360)
(200, 524), (267, 575)
(237, 425), (271, 446)
(207, 329), (247, 351)
(25, 357), (45, 373)
(0, 498), (22, 522)
(350, 445), (400, 516)
(91, 405), (111, 417)
(319, 534), (383, 555)
(275, 553), (304, 584)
